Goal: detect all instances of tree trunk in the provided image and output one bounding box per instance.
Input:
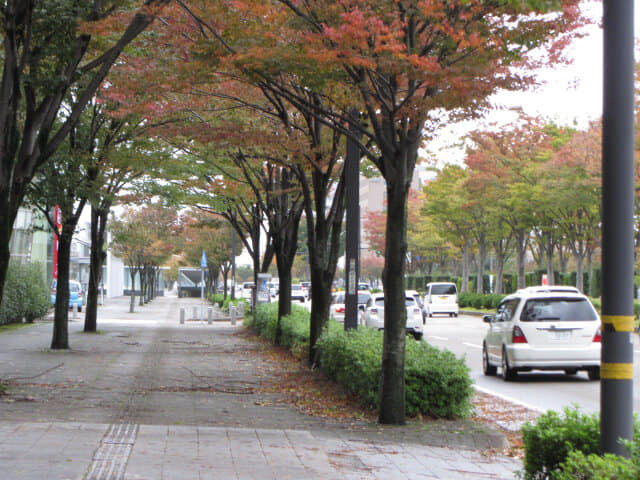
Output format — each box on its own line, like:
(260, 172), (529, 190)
(476, 237), (487, 294)
(515, 230), (528, 290)
(461, 240), (471, 293)
(84, 205), (109, 332)
(51, 228), (73, 349)
(129, 269), (136, 313)
(379, 176), (408, 426)
(545, 233), (555, 286)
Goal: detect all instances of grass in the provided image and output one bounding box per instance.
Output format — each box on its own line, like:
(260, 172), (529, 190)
(0, 322), (34, 333)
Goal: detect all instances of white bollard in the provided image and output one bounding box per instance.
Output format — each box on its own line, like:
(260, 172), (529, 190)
(72, 303), (78, 319)
(180, 307), (185, 324)
(192, 306), (198, 320)
(230, 305), (237, 326)
(207, 307), (213, 325)
(238, 302), (245, 318)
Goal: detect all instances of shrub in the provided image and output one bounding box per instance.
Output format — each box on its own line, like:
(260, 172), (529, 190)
(522, 407), (640, 480)
(0, 262), (49, 325)
(552, 450), (637, 480)
(252, 302), (473, 418)
(317, 327), (473, 418)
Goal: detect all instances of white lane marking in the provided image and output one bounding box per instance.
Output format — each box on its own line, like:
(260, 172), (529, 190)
(473, 385), (547, 413)
(428, 335), (448, 341)
(463, 342), (482, 349)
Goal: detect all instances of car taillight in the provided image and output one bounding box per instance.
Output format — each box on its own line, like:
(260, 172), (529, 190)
(593, 327), (601, 343)
(512, 326), (528, 343)
(335, 306), (345, 314)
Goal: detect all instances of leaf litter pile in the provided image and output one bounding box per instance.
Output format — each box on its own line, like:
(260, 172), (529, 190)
(241, 330), (541, 458)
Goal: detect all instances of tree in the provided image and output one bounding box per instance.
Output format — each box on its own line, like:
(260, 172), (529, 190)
(264, 2), (584, 423)
(104, 0), (585, 424)
(110, 205), (179, 312)
(0, 0), (170, 307)
(27, 142), (90, 349)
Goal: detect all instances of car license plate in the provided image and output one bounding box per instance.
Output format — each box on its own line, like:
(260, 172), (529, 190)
(439, 296), (448, 300)
(553, 330), (571, 340)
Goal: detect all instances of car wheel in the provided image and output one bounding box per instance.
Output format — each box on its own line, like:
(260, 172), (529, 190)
(501, 347), (517, 381)
(412, 332), (423, 341)
(482, 343), (497, 376)
(428, 312), (433, 318)
(587, 367), (600, 381)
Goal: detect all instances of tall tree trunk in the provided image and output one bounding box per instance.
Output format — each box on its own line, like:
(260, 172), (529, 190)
(84, 205), (109, 332)
(51, 228), (73, 349)
(129, 269), (136, 313)
(515, 230), (528, 290)
(545, 233), (555, 286)
(379, 175), (408, 425)
(461, 240), (471, 293)
(305, 166), (346, 366)
(476, 236), (487, 294)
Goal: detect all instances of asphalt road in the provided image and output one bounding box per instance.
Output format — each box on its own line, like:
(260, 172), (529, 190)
(423, 314), (640, 415)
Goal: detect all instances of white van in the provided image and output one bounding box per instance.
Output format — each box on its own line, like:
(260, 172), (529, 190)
(425, 282), (458, 317)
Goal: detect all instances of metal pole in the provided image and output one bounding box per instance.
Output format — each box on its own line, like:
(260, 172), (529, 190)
(344, 109), (361, 330)
(601, 0), (634, 457)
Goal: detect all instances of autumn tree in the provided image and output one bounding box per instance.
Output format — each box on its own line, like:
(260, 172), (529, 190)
(0, 0), (171, 307)
(103, 0), (585, 424)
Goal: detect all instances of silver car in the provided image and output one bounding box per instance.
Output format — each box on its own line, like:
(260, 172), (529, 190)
(482, 288), (601, 381)
(361, 292), (424, 340)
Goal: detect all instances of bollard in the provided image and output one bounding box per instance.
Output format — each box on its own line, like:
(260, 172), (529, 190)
(192, 306), (198, 320)
(207, 307), (213, 325)
(238, 302), (245, 318)
(230, 305), (237, 326)
(72, 303), (78, 319)
(180, 307), (185, 324)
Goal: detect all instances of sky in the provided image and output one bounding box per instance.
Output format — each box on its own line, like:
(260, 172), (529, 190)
(423, 0), (638, 169)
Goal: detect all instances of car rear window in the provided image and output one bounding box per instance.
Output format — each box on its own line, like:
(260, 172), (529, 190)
(358, 293), (371, 304)
(520, 298), (598, 322)
(70, 283), (79, 292)
(431, 284), (456, 295)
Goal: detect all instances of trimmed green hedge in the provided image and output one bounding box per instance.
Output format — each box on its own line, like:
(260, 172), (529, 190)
(0, 262), (50, 325)
(249, 303), (473, 419)
(521, 407), (640, 479)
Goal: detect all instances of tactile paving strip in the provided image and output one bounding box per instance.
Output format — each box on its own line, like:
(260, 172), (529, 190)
(85, 424), (138, 480)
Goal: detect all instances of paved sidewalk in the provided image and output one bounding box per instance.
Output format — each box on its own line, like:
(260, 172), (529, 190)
(0, 294), (523, 479)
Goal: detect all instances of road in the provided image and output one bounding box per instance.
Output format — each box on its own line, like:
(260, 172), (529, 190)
(423, 314), (640, 415)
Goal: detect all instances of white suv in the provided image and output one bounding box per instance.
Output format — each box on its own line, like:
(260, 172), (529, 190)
(482, 288), (601, 381)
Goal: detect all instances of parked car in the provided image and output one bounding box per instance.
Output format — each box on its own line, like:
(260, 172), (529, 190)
(425, 282), (458, 317)
(241, 282), (255, 301)
(482, 287), (601, 381)
(50, 279), (84, 312)
(291, 284), (308, 304)
(329, 291), (372, 323)
(361, 292), (423, 340)
(406, 289), (426, 322)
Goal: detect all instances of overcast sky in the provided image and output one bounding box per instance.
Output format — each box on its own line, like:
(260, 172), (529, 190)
(423, 0), (639, 169)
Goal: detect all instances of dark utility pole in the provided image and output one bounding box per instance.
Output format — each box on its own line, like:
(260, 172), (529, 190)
(601, 0), (634, 457)
(344, 110), (361, 330)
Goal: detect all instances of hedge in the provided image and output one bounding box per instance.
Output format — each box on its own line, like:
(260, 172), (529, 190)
(521, 407), (640, 479)
(0, 262), (50, 325)
(249, 303), (473, 419)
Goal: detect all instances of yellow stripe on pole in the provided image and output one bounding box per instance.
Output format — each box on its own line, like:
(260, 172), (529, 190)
(601, 362), (634, 380)
(602, 315), (635, 332)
